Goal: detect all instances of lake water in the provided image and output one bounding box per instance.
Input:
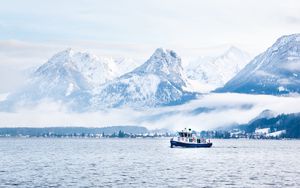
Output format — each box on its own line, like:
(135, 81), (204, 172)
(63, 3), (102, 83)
(0, 138), (299, 187)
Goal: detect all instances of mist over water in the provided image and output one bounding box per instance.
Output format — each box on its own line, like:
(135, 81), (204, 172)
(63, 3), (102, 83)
(1, 93), (300, 131)
(0, 138), (299, 187)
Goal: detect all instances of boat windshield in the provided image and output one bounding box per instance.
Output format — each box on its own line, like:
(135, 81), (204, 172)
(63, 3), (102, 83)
(178, 132), (193, 138)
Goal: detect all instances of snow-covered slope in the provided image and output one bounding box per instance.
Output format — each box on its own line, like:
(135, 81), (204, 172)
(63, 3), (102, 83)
(114, 57), (141, 76)
(35, 48), (118, 89)
(91, 48), (196, 108)
(186, 46), (251, 92)
(218, 34), (300, 94)
(0, 49), (118, 111)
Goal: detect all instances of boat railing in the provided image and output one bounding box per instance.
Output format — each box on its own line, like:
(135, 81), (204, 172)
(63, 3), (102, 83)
(174, 136), (209, 144)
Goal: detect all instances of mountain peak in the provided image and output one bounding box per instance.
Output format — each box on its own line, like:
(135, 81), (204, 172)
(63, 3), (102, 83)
(134, 48), (182, 75)
(34, 49), (118, 91)
(217, 33), (300, 95)
(153, 48), (178, 58)
(273, 33), (300, 47)
(48, 48), (107, 66)
(52, 48), (74, 58)
(91, 48), (195, 108)
(225, 46), (243, 54)
(186, 46), (251, 92)
(221, 46), (250, 60)
(63, 48), (74, 54)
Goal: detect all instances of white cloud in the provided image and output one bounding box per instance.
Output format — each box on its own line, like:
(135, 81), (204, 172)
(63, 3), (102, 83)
(1, 93), (300, 131)
(1, 0), (300, 53)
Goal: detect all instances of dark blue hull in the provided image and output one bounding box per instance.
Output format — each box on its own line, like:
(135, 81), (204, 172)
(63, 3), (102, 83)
(170, 140), (212, 148)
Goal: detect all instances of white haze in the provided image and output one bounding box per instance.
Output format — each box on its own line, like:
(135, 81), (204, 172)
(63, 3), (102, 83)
(1, 93), (300, 131)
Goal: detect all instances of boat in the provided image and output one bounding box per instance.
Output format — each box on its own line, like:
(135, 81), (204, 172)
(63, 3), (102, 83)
(170, 128), (212, 148)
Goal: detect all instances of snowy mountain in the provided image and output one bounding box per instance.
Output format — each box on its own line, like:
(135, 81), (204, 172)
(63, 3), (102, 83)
(0, 49), (118, 111)
(186, 46), (251, 92)
(0, 48), (197, 111)
(217, 34), (300, 94)
(91, 48), (196, 108)
(114, 57), (141, 76)
(35, 48), (118, 89)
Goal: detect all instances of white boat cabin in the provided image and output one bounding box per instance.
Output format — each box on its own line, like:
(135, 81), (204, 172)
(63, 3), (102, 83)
(176, 128), (208, 144)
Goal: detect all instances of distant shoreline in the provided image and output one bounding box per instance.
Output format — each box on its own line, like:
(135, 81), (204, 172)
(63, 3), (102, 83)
(1, 136), (298, 141)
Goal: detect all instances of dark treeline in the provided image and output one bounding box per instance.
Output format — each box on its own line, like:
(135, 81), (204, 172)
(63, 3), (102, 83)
(200, 113), (300, 139)
(239, 113), (300, 138)
(0, 126), (148, 137)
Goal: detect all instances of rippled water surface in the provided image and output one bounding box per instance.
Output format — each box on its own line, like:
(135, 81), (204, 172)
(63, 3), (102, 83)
(0, 138), (299, 187)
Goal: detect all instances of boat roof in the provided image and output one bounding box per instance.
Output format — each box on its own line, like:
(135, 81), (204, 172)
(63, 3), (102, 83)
(178, 128), (194, 133)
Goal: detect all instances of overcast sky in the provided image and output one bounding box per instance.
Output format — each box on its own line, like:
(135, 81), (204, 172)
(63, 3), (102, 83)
(1, 0), (300, 92)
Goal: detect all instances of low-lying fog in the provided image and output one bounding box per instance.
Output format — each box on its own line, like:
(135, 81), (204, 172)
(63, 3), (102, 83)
(1, 93), (300, 131)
